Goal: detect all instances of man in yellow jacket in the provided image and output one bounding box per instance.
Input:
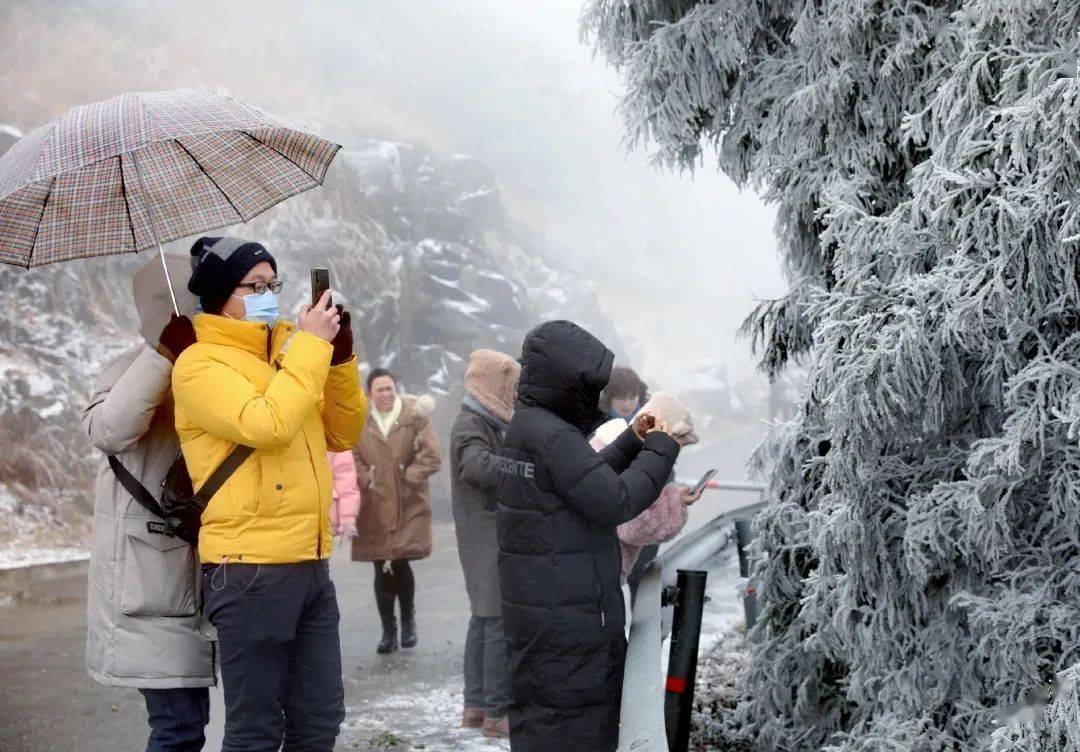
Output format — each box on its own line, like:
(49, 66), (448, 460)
(173, 236), (366, 752)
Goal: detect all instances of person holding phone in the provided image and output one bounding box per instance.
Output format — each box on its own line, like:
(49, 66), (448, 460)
(173, 236), (366, 752)
(496, 320), (680, 752)
(591, 392), (704, 588)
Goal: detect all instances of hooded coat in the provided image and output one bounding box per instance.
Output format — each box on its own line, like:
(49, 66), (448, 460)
(351, 394), (442, 561)
(496, 321), (679, 751)
(451, 350), (520, 617)
(83, 254), (213, 688)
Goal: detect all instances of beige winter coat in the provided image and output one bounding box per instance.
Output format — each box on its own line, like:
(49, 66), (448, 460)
(83, 254), (212, 689)
(351, 395), (442, 561)
(83, 344), (214, 688)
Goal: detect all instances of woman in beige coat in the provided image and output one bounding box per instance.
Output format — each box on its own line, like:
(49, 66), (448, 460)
(83, 255), (214, 751)
(351, 368), (442, 653)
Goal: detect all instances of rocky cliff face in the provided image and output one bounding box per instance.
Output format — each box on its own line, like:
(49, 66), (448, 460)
(0, 130), (619, 548)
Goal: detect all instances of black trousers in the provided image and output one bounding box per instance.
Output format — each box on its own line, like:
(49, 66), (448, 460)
(139, 687), (210, 752)
(202, 560), (344, 752)
(372, 559), (415, 624)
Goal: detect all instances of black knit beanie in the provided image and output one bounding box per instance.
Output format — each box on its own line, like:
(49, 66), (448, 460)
(187, 236), (277, 314)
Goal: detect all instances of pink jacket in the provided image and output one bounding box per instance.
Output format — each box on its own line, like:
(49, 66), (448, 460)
(328, 451), (361, 534)
(617, 482), (688, 582)
(590, 428), (689, 582)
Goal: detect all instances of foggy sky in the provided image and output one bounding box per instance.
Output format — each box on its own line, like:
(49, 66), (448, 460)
(0, 0), (785, 393)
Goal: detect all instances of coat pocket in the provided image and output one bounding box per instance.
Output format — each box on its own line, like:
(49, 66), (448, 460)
(119, 518), (197, 617)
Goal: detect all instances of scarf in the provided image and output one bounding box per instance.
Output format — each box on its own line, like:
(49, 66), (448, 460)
(464, 391), (509, 438)
(372, 395), (403, 439)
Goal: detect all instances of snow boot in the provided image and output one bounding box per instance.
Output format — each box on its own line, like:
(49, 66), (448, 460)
(376, 611), (398, 654)
(400, 610), (418, 649)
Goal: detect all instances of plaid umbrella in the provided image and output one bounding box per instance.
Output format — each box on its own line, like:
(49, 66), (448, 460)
(0, 88), (340, 305)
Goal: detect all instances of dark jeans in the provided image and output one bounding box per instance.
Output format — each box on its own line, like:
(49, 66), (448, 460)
(139, 687), (210, 752)
(627, 543), (659, 608)
(372, 559), (415, 623)
(463, 615), (510, 718)
(202, 560), (345, 752)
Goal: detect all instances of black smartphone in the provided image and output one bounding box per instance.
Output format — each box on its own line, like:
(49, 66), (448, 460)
(310, 267), (331, 308)
(690, 468), (718, 496)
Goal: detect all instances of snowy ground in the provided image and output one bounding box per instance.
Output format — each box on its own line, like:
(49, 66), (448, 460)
(0, 546), (89, 570)
(340, 684), (510, 750)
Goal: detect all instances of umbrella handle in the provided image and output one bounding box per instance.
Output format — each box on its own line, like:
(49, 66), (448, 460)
(158, 244), (180, 315)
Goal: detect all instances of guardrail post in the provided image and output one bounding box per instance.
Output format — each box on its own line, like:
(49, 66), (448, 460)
(664, 569), (707, 752)
(734, 519), (760, 630)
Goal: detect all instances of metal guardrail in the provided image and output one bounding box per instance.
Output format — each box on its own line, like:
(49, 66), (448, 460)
(618, 482), (765, 752)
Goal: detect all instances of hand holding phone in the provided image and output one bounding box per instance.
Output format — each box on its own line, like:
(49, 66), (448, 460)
(689, 468), (718, 498)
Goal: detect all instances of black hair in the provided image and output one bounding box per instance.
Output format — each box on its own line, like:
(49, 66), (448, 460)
(599, 366), (649, 415)
(366, 367), (399, 393)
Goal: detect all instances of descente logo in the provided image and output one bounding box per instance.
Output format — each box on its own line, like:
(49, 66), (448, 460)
(496, 455), (535, 479)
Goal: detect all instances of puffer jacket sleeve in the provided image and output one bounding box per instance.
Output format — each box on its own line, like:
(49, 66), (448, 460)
(83, 346), (172, 456)
(330, 451), (361, 527)
(403, 417), (442, 486)
(322, 356), (366, 452)
(548, 428), (680, 528)
(617, 482), (689, 547)
(453, 413), (500, 495)
(596, 425), (642, 474)
(172, 331), (332, 450)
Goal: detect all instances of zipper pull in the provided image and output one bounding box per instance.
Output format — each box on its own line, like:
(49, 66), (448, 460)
(601, 611), (606, 627)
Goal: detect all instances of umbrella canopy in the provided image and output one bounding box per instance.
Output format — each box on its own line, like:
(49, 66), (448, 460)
(0, 89), (340, 269)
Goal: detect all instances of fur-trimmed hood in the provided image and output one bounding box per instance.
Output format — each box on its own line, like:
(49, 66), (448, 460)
(404, 393), (436, 419)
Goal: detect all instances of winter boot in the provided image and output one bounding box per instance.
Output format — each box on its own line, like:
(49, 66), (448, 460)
(376, 616), (398, 654)
(461, 708), (485, 729)
(482, 716), (510, 738)
(400, 610), (418, 649)
(374, 562), (399, 654)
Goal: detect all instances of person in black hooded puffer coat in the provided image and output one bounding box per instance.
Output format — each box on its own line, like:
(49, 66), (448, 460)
(496, 320), (680, 751)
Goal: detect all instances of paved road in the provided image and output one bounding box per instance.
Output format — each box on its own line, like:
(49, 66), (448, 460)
(0, 524), (489, 752)
(0, 420), (767, 752)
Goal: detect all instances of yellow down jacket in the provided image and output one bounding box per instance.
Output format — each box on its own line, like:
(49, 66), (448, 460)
(172, 314), (366, 564)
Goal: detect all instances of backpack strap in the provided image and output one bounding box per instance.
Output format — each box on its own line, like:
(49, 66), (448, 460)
(107, 455), (167, 519)
(193, 445), (255, 504)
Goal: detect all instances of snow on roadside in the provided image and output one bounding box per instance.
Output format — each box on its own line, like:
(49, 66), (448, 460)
(0, 546), (89, 570)
(340, 683), (509, 751)
(688, 623), (753, 751)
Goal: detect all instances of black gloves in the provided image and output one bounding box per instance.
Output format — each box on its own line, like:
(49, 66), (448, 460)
(331, 306), (354, 365)
(158, 314), (197, 363)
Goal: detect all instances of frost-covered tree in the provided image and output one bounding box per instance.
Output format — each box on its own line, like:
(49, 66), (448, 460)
(584, 2), (1080, 749)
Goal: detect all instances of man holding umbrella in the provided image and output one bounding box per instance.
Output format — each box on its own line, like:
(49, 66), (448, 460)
(172, 235), (365, 752)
